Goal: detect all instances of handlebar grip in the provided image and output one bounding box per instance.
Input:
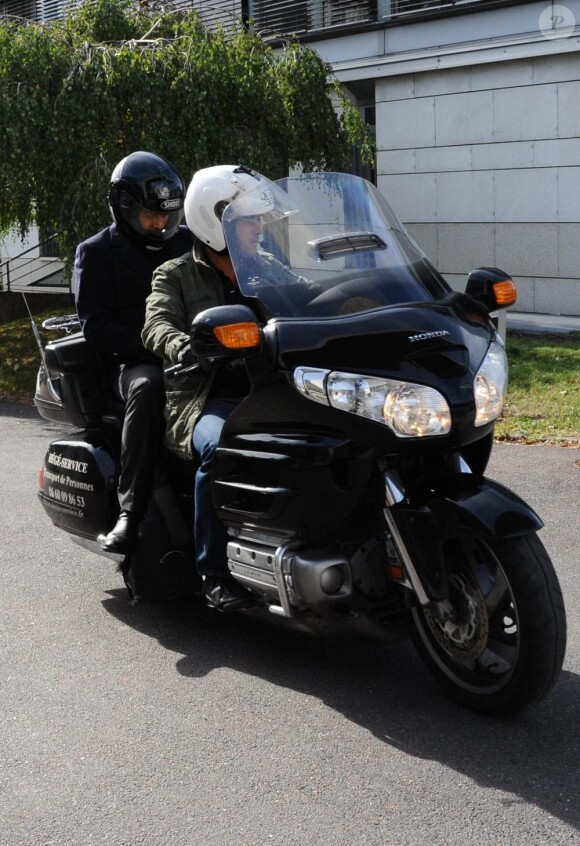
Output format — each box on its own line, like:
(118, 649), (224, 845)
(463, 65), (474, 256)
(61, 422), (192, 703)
(165, 361), (200, 380)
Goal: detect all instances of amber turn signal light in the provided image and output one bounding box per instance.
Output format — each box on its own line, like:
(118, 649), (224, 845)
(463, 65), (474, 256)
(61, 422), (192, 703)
(492, 279), (517, 308)
(214, 322), (261, 349)
(385, 563), (405, 582)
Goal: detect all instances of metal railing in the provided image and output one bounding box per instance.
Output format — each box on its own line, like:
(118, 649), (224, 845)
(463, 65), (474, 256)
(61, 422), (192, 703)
(0, 235), (69, 294)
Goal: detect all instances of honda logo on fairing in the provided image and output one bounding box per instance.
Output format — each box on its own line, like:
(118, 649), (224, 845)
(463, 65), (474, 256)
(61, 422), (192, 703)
(408, 330), (451, 343)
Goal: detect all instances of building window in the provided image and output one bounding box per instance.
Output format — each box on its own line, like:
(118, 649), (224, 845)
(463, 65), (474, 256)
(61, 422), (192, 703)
(249, 1), (378, 37)
(248, 0), (513, 37)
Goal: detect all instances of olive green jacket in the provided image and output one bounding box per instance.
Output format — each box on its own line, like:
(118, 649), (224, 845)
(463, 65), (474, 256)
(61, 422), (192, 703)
(142, 242), (228, 460)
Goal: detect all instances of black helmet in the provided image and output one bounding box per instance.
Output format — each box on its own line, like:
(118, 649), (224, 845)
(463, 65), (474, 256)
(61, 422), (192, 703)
(108, 151), (186, 247)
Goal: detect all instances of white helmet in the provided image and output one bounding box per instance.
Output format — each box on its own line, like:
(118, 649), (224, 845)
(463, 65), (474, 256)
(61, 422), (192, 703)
(184, 164), (275, 252)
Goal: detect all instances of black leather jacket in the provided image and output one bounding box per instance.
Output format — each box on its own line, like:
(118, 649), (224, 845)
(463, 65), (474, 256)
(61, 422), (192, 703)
(74, 223), (193, 366)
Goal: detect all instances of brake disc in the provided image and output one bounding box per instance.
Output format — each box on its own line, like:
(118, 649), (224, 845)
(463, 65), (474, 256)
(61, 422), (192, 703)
(422, 572), (489, 662)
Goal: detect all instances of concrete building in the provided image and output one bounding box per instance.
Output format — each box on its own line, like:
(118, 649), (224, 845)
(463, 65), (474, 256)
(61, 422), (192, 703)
(248, 0), (580, 317)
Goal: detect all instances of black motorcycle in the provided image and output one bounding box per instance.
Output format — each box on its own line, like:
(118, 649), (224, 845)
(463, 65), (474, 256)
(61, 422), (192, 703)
(34, 171), (566, 715)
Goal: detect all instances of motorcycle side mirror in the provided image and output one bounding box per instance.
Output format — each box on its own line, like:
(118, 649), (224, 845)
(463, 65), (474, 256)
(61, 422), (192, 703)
(465, 267), (517, 314)
(191, 304), (262, 361)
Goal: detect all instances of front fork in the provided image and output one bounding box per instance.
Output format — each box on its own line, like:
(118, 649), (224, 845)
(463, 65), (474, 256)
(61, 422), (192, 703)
(383, 470), (432, 606)
(382, 462), (543, 609)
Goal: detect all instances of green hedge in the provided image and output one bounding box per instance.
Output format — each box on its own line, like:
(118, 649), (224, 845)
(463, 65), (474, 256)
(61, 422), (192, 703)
(0, 0), (373, 266)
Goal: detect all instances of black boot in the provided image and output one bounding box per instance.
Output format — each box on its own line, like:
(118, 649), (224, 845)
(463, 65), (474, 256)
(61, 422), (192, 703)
(100, 510), (139, 554)
(202, 576), (259, 613)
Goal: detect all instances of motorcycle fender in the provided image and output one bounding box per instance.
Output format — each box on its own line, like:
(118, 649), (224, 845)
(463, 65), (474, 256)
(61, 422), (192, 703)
(389, 474), (544, 602)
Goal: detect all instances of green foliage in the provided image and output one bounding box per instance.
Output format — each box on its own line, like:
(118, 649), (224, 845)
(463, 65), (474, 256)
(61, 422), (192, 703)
(0, 0), (373, 266)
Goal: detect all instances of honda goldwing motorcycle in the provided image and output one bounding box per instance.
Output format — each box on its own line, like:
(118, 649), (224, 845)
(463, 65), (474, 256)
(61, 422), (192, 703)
(34, 171), (566, 715)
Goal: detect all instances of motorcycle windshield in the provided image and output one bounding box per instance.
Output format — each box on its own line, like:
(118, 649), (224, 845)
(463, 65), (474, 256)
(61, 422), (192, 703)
(222, 172), (450, 320)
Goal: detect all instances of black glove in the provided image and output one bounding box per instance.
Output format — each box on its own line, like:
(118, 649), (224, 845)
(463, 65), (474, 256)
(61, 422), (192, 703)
(177, 343), (197, 368)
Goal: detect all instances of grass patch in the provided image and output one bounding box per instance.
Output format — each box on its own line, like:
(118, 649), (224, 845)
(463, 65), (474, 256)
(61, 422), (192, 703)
(0, 306), (74, 403)
(495, 331), (580, 445)
(0, 311), (579, 445)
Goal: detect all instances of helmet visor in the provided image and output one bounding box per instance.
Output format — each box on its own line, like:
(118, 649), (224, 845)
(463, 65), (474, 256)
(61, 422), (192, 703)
(119, 189), (184, 242)
(222, 181), (298, 251)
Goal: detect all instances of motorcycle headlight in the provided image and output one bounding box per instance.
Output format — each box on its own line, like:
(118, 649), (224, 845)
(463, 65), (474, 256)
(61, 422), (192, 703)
(474, 340), (508, 426)
(293, 367), (451, 438)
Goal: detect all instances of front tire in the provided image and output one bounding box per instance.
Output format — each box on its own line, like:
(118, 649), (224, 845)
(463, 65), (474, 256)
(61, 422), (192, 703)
(409, 533), (566, 715)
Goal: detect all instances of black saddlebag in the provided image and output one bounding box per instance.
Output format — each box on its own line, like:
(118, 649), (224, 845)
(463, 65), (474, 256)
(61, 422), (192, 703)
(38, 430), (119, 540)
(34, 331), (110, 427)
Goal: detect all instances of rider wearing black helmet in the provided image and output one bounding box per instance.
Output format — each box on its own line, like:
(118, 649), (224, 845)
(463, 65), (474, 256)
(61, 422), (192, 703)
(75, 151), (193, 553)
(108, 151), (186, 248)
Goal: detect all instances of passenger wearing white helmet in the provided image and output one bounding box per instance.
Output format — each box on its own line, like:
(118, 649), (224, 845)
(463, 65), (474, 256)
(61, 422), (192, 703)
(142, 164), (276, 612)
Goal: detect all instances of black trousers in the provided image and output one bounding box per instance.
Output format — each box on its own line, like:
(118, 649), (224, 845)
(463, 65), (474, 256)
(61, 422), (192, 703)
(112, 362), (165, 515)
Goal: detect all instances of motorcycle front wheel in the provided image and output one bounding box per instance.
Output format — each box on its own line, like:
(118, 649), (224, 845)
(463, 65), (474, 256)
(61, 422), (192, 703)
(408, 533), (567, 715)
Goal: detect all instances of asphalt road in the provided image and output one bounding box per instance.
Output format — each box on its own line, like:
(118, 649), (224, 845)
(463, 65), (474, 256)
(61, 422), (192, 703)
(1, 403), (578, 846)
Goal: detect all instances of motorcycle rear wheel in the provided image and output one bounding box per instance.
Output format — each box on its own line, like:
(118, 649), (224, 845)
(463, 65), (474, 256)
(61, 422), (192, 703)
(408, 533), (566, 715)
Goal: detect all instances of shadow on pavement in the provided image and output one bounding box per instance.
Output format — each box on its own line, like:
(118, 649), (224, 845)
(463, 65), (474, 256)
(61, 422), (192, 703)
(0, 400), (38, 419)
(102, 587), (579, 833)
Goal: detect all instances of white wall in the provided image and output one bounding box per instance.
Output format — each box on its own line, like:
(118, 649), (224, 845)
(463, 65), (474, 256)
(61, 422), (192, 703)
(311, 1), (580, 317)
(376, 53), (580, 316)
(0, 225), (39, 260)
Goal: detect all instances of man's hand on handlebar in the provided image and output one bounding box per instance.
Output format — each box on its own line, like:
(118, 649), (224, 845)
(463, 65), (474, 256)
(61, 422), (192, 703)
(177, 343), (197, 368)
(165, 343), (213, 380)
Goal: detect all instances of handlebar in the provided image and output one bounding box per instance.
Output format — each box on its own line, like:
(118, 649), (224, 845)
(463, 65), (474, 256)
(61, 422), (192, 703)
(42, 314), (81, 333)
(165, 361), (200, 380)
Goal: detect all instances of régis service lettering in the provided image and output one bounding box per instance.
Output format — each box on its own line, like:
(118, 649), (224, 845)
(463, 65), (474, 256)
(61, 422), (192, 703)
(48, 452), (89, 474)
